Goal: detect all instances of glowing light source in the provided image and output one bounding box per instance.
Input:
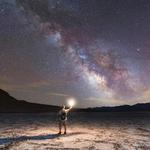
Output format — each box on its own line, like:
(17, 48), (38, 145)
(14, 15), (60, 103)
(67, 98), (76, 107)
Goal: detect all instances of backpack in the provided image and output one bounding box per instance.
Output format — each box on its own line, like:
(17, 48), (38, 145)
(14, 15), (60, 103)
(61, 111), (67, 120)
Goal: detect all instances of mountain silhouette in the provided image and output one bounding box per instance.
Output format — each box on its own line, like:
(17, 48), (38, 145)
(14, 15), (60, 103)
(79, 103), (150, 112)
(0, 89), (59, 113)
(0, 89), (149, 113)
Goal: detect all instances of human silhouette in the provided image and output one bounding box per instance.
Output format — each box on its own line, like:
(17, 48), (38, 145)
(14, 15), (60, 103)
(58, 105), (72, 134)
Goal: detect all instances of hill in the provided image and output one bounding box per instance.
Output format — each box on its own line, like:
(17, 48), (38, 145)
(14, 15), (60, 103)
(0, 89), (59, 113)
(79, 103), (150, 112)
(0, 89), (149, 113)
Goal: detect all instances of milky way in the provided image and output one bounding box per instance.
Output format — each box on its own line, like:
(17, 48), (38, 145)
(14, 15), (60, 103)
(0, 0), (150, 107)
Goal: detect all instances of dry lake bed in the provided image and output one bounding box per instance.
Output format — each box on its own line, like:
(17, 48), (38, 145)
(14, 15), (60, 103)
(0, 112), (150, 150)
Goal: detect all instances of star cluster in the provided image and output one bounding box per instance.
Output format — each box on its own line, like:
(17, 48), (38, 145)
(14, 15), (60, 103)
(0, 0), (150, 107)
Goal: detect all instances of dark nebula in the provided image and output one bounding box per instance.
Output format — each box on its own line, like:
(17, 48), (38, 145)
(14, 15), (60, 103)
(0, 0), (150, 107)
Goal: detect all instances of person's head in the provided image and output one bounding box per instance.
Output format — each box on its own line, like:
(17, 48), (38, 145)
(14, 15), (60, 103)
(62, 105), (65, 109)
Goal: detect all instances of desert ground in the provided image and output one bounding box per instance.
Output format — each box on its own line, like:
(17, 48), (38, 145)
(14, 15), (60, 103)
(0, 112), (150, 150)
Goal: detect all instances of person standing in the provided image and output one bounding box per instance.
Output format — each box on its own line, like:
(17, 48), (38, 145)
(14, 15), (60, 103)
(58, 105), (72, 134)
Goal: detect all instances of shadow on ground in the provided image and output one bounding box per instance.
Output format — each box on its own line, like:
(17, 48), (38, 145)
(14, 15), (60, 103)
(0, 132), (85, 145)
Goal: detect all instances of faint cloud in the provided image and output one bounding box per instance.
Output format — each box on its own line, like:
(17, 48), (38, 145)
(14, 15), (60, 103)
(84, 96), (125, 107)
(48, 92), (70, 97)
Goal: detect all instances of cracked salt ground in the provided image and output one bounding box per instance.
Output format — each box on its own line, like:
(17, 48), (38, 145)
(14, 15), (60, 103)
(0, 112), (150, 150)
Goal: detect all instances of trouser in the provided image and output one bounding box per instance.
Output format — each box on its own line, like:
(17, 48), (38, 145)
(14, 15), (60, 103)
(59, 120), (67, 133)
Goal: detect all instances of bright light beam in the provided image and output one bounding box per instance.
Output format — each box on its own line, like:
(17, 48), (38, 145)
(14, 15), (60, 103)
(67, 98), (76, 107)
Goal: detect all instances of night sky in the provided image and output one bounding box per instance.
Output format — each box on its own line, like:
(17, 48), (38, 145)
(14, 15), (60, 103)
(0, 0), (150, 107)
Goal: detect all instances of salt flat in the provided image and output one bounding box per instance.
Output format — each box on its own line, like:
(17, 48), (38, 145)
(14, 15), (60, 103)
(0, 112), (150, 150)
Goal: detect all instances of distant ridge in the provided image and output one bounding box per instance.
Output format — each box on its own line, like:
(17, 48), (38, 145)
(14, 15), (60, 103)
(0, 89), (150, 113)
(0, 89), (59, 113)
(79, 103), (150, 112)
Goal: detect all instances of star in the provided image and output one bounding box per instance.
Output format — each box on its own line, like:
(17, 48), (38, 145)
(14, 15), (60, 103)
(0, 0), (150, 107)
